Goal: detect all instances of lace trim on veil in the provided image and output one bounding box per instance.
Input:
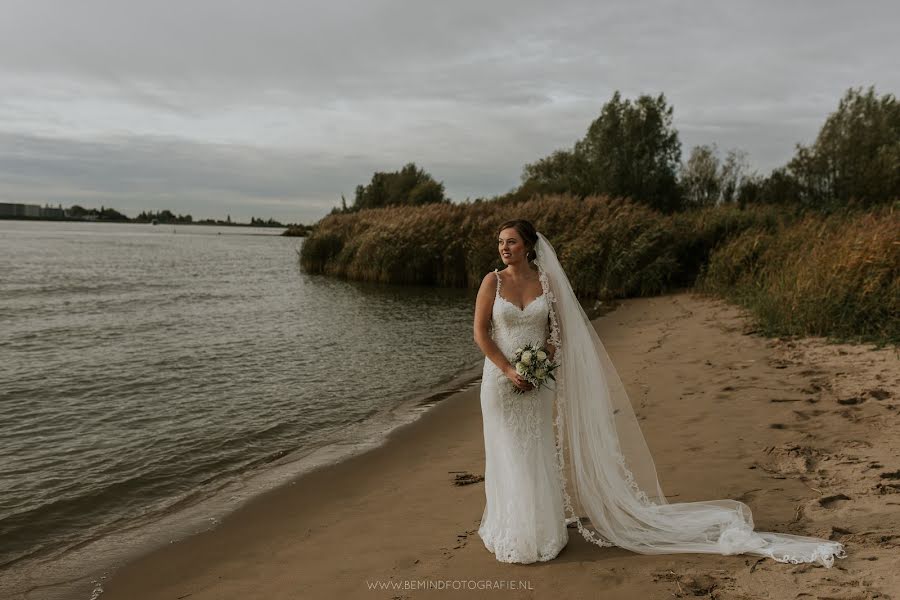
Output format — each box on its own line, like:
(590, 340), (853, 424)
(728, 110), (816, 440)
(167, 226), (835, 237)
(538, 264), (615, 548)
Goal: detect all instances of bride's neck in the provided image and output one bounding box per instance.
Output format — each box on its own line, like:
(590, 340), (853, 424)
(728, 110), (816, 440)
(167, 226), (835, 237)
(503, 262), (537, 278)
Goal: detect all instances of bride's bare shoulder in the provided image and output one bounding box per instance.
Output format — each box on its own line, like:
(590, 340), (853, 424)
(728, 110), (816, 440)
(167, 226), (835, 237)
(476, 271), (500, 309)
(479, 269), (499, 287)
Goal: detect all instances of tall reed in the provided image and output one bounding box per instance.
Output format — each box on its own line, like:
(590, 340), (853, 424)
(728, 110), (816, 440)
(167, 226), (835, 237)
(696, 205), (899, 345)
(300, 195), (897, 343)
(302, 194), (778, 297)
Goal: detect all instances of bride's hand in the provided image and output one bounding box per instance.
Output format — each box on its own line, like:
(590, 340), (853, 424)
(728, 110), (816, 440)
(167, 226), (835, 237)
(504, 365), (534, 391)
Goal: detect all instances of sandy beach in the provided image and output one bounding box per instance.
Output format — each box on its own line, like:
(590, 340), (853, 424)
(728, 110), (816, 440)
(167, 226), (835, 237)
(98, 291), (899, 600)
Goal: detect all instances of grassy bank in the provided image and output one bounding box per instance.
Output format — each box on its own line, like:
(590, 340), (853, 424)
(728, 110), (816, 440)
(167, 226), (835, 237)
(695, 205), (898, 345)
(299, 195), (898, 345)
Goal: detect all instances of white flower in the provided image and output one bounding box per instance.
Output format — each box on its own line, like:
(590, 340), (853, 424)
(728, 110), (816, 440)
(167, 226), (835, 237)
(521, 350), (532, 365)
(515, 361), (527, 375)
(514, 347), (523, 355)
(536, 350), (547, 361)
(535, 368), (547, 379)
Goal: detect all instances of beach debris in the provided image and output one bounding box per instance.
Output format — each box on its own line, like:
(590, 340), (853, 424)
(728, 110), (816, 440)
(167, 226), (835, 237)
(449, 471), (484, 486)
(452, 528), (478, 549)
(749, 557), (766, 573)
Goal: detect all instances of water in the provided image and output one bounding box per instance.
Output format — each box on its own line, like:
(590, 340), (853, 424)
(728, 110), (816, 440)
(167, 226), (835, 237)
(0, 220), (484, 599)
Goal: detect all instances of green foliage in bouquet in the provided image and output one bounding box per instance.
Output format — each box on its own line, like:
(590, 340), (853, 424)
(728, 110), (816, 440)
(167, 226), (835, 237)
(511, 343), (559, 395)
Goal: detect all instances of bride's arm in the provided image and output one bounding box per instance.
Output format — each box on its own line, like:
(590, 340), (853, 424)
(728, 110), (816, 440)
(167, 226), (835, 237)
(473, 273), (525, 385)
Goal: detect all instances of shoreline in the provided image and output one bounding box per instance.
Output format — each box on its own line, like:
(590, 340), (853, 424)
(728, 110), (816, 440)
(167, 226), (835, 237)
(23, 291), (900, 599)
(2, 360), (487, 600)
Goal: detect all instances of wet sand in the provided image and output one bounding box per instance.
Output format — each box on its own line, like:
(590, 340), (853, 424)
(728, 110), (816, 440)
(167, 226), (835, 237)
(97, 291), (899, 599)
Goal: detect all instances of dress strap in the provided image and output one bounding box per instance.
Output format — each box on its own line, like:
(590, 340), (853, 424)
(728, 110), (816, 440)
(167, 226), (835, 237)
(493, 268), (501, 299)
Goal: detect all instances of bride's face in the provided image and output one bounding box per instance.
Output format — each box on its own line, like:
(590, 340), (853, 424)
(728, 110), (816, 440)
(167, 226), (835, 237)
(498, 228), (529, 266)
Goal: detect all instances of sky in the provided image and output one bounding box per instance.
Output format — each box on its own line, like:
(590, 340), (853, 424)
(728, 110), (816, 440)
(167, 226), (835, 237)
(1, 1), (897, 224)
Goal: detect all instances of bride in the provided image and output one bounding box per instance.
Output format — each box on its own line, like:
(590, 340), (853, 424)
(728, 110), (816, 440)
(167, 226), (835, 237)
(472, 219), (847, 567)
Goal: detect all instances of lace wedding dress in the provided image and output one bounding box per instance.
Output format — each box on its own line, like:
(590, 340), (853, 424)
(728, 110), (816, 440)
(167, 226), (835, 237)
(477, 232), (847, 568)
(478, 268), (568, 563)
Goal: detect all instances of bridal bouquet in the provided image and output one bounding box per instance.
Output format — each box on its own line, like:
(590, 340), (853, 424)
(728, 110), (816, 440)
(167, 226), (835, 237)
(510, 344), (559, 395)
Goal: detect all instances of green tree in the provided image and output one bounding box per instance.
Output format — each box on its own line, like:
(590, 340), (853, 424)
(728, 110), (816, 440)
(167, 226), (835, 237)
(351, 162), (448, 211)
(522, 91), (683, 212)
(680, 144), (753, 208)
(680, 144), (721, 207)
(720, 149), (751, 204)
(786, 85), (900, 208)
(520, 149), (587, 195)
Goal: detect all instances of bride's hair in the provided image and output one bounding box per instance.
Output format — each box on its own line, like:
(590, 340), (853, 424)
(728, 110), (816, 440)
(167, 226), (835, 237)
(496, 219), (538, 262)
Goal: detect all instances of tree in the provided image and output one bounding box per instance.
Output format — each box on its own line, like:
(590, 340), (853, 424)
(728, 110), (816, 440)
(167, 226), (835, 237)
(680, 144), (721, 207)
(786, 85), (900, 208)
(351, 162), (448, 210)
(679, 145), (753, 208)
(521, 149), (588, 195)
(521, 90), (683, 212)
(720, 149), (751, 204)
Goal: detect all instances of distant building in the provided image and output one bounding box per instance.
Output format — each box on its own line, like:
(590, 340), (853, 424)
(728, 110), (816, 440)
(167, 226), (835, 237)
(0, 203), (68, 218)
(0, 202), (41, 217)
(41, 205), (65, 218)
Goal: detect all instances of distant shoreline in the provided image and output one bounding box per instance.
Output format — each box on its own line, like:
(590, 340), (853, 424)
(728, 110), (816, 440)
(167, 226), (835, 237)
(0, 216), (287, 228)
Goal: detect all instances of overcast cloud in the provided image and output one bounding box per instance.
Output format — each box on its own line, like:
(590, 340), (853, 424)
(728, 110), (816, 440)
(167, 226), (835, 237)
(1, 0), (897, 223)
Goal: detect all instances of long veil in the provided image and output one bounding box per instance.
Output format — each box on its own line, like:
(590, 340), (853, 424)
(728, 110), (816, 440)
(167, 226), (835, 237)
(533, 231), (847, 567)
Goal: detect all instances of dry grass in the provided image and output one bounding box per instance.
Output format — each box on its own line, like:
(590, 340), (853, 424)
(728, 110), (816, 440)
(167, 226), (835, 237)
(300, 195), (898, 344)
(696, 205), (899, 345)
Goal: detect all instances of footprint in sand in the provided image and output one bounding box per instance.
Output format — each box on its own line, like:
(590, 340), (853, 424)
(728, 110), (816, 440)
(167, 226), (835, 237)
(818, 493), (851, 508)
(756, 444), (820, 476)
(837, 395), (866, 405)
(792, 408), (827, 420)
(835, 407), (863, 423)
(652, 571), (738, 598)
(868, 388), (891, 401)
(875, 471), (900, 494)
(801, 380), (828, 394)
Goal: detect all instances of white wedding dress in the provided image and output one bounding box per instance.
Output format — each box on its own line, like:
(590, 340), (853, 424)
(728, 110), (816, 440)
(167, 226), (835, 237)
(477, 231), (847, 568)
(478, 268), (568, 563)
